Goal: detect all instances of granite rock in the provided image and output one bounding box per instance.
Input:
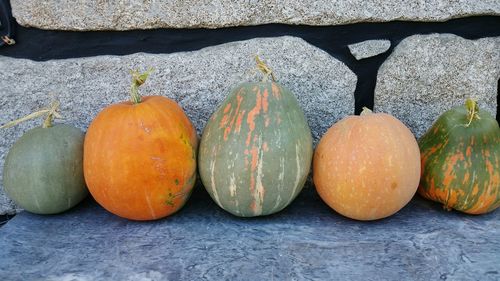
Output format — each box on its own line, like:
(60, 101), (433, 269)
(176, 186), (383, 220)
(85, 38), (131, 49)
(348, 40), (391, 60)
(374, 34), (500, 137)
(0, 36), (356, 214)
(11, 0), (500, 30)
(0, 193), (17, 215)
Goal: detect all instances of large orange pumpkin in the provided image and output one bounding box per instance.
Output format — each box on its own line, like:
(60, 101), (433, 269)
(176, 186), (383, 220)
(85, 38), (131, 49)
(313, 108), (420, 220)
(84, 70), (198, 220)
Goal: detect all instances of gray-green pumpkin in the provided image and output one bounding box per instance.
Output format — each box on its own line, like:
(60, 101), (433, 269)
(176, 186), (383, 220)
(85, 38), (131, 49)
(3, 124), (88, 214)
(199, 80), (313, 217)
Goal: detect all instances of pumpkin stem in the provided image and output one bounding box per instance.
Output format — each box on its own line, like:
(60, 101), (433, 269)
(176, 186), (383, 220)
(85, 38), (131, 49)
(42, 101), (61, 128)
(360, 107), (373, 116)
(0, 100), (62, 129)
(130, 68), (154, 104)
(255, 56), (276, 83)
(464, 98), (480, 127)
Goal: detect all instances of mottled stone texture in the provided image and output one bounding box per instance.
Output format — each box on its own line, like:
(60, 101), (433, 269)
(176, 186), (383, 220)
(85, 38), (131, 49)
(348, 40), (391, 60)
(11, 0), (500, 30)
(0, 36), (356, 214)
(0, 186), (499, 281)
(374, 34), (500, 138)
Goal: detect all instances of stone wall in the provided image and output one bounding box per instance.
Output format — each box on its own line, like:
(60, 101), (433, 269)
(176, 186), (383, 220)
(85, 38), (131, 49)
(0, 1), (499, 214)
(11, 0), (500, 30)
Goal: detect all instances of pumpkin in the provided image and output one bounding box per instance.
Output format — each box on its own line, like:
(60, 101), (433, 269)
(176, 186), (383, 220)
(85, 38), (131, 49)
(84, 70), (198, 221)
(418, 99), (500, 214)
(2, 102), (88, 214)
(198, 57), (313, 217)
(313, 108), (421, 220)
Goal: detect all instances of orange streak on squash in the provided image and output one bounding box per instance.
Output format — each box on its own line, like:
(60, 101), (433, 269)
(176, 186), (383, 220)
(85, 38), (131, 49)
(442, 153), (462, 186)
(263, 142), (269, 152)
(421, 143), (442, 164)
(250, 145), (259, 172)
(463, 172), (470, 185)
(249, 141), (260, 193)
(219, 112), (230, 129)
(466, 188), (498, 214)
(446, 189), (459, 209)
(243, 149), (250, 167)
(246, 89), (262, 146)
(235, 110), (245, 133)
(472, 185), (479, 195)
(430, 186), (449, 206)
(223, 127), (231, 141)
(271, 83), (281, 99)
(486, 160), (494, 175)
(262, 89), (269, 113)
(466, 146), (472, 157)
(222, 94), (243, 141)
(250, 201), (257, 212)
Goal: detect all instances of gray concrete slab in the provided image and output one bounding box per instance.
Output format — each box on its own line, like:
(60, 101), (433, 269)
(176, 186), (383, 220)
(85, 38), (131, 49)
(0, 185), (499, 281)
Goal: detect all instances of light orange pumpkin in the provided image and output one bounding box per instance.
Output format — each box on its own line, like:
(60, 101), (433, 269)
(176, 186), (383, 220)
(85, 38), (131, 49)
(84, 70), (198, 220)
(313, 108), (420, 220)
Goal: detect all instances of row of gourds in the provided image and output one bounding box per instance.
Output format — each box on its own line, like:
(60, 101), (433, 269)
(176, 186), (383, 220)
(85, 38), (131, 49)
(2, 58), (499, 221)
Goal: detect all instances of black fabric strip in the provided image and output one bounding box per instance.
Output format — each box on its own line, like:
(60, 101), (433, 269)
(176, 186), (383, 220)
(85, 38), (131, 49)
(0, 0), (14, 47)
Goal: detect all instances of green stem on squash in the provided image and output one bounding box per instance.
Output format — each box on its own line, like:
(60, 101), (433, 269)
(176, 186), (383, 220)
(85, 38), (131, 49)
(130, 68), (154, 104)
(255, 56), (276, 83)
(360, 107), (373, 116)
(0, 100), (62, 129)
(465, 98), (480, 127)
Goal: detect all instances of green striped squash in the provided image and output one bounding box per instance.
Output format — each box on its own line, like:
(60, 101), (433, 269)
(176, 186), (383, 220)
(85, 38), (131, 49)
(418, 99), (500, 214)
(199, 81), (313, 217)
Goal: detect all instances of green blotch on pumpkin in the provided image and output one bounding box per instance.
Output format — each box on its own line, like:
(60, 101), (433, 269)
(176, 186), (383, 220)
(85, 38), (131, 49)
(165, 192), (175, 206)
(180, 133), (188, 145)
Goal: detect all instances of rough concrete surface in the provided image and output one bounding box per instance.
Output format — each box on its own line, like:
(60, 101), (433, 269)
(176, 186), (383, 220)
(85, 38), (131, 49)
(0, 36), (356, 214)
(374, 34), (500, 138)
(0, 186), (499, 281)
(11, 0), (500, 30)
(348, 40), (392, 60)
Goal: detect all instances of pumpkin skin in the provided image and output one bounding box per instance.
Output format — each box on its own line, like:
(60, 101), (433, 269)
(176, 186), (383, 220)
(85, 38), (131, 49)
(3, 124), (88, 214)
(313, 110), (421, 221)
(199, 82), (313, 217)
(418, 102), (500, 214)
(84, 96), (198, 221)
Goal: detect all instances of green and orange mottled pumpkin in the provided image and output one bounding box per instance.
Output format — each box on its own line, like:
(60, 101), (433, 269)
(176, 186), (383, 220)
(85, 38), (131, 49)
(418, 99), (500, 214)
(198, 58), (313, 217)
